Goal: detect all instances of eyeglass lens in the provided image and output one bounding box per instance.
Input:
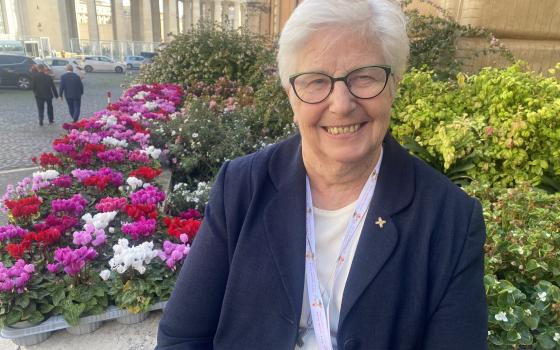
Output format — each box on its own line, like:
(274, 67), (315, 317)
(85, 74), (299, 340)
(292, 66), (388, 103)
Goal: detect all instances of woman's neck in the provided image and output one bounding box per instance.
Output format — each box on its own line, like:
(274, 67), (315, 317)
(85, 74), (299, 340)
(303, 149), (380, 210)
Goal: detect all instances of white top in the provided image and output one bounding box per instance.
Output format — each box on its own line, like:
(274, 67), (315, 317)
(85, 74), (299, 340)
(295, 200), (368, 350)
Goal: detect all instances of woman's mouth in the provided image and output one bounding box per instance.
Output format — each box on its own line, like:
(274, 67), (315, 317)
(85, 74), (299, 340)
(324, 122), (365, 135)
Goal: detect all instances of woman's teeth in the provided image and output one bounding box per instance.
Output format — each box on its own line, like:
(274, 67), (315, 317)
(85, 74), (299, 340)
(326, 123), (361, 135)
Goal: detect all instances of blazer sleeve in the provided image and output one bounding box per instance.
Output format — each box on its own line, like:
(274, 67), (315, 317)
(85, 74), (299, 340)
(79, 77), (84, 95)
(421, 199), (488, 350)
(156, 162), (231, 350)
(59, 75), (65, 98)
(50, 77), (58, 98)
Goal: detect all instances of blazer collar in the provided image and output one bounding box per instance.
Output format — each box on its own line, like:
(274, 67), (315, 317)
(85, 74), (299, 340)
(263, 132), (415, 325)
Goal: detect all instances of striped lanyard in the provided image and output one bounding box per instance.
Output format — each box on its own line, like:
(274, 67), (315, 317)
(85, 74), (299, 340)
(303, 149), (382, 350)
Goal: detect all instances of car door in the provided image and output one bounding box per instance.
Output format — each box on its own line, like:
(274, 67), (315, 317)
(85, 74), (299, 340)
(0, 55), (24, 86)
(99, 56), (114, 71)
(49, 59), (68, 81)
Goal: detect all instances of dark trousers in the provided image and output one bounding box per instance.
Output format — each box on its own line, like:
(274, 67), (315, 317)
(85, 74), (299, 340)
(66, 98), (81, 122)
(35, 97), (54, 125)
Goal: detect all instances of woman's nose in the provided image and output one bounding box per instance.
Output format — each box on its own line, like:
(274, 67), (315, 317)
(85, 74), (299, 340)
(328, 81), (355, 115)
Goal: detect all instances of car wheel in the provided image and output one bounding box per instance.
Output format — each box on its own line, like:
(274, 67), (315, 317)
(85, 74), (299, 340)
(85, 65), (93, 73)
(17, 75), (32, 90)
(126, 64), (133, 70)
(115, 66), (124, 73)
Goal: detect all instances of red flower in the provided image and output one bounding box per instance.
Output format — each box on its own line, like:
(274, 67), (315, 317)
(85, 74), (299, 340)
(83, 175), (111, 191)
(163, 216), (202, 242)
(4, 196), (42, 218)
(33, 152), (63, 167)
(34, 228), (61, 245)
(130, 121), (149, 134)
(6, 240), (31, 259)
(129, 166), (162, 181)
(84, 143), (106, 154)
(124, 203), (158, 220)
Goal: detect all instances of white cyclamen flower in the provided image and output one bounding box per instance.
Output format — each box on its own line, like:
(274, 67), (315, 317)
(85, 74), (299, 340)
(126, 176), (143, 190)
(133, 91), (149, 100)
(538, 292), (547, 302)
(99, 270), (111, 281)
(102, 136), (128, 148)
(82, 211), (118, 230)
(101, 115), (118, 128)
(130, 112), (141, 121)
(143, 146), (162, 160)
(144, 101), (159, 111)
(554, 333), (560, 342)
(494, 312), (508, 322)
(108, 240), (158, 275)
(33, 170), (60, 181)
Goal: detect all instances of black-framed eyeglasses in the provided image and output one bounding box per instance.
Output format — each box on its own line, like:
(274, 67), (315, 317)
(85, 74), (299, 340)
(289, 65), (392, 104)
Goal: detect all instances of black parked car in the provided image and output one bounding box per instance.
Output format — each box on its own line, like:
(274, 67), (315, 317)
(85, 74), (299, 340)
(0, 54), (35, 89)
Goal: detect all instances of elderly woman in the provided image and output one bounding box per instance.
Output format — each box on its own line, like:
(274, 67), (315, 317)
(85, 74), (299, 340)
(156, 0), (487, 349)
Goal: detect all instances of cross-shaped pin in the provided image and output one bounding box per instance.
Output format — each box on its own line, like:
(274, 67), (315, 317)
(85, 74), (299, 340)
(375, 217), (386, 228)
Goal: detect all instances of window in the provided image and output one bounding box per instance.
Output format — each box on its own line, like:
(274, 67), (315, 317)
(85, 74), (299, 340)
(99, 57), (112, 62)
(0, 55), (25, 64)
(52, 59), (69, 66)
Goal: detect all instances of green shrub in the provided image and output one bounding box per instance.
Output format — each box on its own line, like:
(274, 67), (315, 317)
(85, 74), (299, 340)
(136, 22), (273, 88)
(465, 183), (560, 349)
(392, 63), (560, 190)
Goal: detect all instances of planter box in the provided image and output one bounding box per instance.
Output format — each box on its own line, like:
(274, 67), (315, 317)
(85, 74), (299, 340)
(0, 301), (167, 346)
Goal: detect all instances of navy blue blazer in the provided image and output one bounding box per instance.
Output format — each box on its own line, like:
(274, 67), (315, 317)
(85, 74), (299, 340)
(59, 72), (83, 100)
(156, 133), (488, 350)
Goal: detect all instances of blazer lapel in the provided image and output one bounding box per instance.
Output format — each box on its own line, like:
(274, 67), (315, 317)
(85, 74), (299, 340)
(339, 133), (415, 328)
(263, 135), (307, 321)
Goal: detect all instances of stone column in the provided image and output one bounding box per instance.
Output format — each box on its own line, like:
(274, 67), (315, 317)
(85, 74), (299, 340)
(150, 0), (161, 42)
(234, 1), (241, 28)
(192, 0), (201, 25)
(163, 0), (179, 40)
(182, 0), (193, 31)
(86, 0), (100, 42)
(214, 0), (223, 24)
(130, 0), (143, 41)
(111, 0), (129, 41)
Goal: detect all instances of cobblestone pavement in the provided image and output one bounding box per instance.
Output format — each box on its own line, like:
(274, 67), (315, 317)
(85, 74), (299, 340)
(0, 72), (133, 171)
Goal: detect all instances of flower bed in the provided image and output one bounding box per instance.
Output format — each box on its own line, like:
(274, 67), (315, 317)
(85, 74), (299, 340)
(0, 83), (201, 345)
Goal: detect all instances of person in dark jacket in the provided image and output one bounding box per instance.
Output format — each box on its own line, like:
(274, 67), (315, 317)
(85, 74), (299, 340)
(58, 64), (84, 122)
(156, 0), (488, 349)
(31, 64), (58, 126)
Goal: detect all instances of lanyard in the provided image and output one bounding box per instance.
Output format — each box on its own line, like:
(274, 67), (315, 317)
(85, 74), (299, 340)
(303, 149), (382, 350)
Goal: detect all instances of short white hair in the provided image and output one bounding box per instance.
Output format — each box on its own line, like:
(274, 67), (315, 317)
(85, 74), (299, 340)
(277, 0), (409, 88)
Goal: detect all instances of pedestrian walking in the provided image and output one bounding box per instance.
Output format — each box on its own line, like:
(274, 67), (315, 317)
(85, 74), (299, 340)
(59, 64), (84, 122)
(31, 64), (59, 126)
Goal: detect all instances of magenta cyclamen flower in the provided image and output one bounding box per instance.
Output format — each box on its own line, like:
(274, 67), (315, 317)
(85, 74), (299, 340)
(128, 150), (150, 163)
(130, 185), (166, 205)
(73, 223), (106, 247)
(121, 217), (157, 240)
(52, 175), (73, 188)
(71, 168), (96, 181)
(33, 214), (79, 234)
(0, 225), (27, 241)
(97, 148), (127, 163)
(0, 260), (35, 293)
(97, 168), (124, 186)
(51, 246), (98, 276)
(158, 240), (189, 269)
(51, 194), (88, 217)
(95, 197), (127, 212)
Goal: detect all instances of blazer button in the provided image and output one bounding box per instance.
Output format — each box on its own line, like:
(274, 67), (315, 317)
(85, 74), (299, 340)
(344, 338), (360, 350)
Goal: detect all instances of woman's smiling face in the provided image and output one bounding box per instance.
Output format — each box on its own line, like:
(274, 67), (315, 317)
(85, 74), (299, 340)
(287, 29), (393, 169)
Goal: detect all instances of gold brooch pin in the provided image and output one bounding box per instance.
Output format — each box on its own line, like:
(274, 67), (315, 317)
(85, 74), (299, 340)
(375, 217), (386, 228)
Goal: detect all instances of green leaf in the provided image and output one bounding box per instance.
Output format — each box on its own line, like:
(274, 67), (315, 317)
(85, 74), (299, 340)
(15, 295), (30, 309)
(39, 303), (55, 314)
(62, 302), (86, 326)
(523, 315), (539, 330)
(27, 311), (44, 324)
(5, 309), (23, 326)
(52, 288), (65, 306)
(536, 334), (556, 349)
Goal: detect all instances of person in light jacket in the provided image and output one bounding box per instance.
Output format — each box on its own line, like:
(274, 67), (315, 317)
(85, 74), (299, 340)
(156, 0), (488, 349)
(59, 64), (84, 122)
